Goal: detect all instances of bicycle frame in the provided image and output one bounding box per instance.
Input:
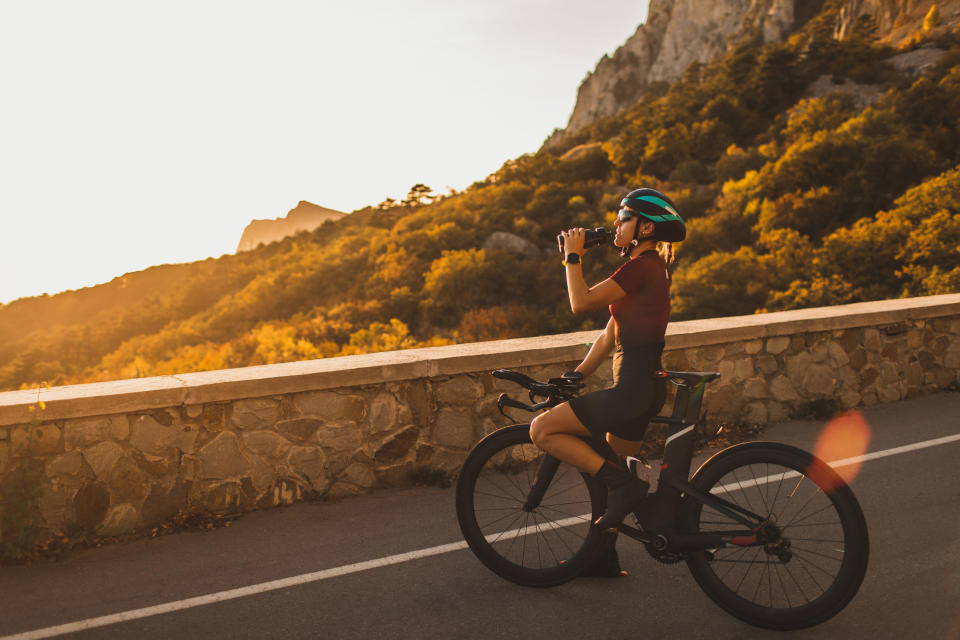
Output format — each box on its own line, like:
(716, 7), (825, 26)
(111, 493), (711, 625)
(518, 371), (769, 554)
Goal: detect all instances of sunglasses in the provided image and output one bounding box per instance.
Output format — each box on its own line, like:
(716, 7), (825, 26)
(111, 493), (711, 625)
(617, 207), (638, 222)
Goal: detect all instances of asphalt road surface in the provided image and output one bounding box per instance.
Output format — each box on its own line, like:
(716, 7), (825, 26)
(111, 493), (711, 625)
(2, 392), (959, 640)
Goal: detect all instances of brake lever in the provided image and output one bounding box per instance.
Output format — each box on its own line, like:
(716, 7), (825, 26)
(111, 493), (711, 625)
(498, 393), (532, 418)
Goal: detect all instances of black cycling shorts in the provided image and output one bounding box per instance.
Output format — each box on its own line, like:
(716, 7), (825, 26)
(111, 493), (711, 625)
(569, 342), (666, 441)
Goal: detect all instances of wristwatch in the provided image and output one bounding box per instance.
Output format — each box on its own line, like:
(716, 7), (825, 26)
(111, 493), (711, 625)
(563, 253), (581, 266)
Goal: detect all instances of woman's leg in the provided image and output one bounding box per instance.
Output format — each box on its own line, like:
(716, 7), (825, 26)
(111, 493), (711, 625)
(607, 433), (643, 458)
(529, 402), (605, 475)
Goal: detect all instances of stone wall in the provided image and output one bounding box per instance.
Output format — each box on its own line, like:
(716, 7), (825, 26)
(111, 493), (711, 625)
(1, 294), (958, 541)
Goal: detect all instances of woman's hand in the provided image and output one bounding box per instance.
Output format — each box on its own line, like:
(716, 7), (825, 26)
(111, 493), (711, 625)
(561, 227), (587, 255)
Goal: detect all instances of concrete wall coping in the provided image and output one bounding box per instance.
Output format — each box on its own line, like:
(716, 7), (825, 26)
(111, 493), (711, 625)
(1, 293), (958, 427)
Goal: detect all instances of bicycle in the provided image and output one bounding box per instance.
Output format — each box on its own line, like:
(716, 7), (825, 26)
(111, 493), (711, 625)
(455, 367), (869, 630)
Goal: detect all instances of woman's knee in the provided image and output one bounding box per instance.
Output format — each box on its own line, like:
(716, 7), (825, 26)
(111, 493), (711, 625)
(529, 414), (548, 447)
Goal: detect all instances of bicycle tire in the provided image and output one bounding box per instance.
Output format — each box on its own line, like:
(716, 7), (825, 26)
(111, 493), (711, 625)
(679, 442), (869, 630)
(455, 424), (607, 587)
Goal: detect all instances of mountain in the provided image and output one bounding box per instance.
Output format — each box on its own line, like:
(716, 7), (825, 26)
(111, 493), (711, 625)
(548, 0), (960, 146)
(236, 201), (346, 252)
(2, 0), (960, 391)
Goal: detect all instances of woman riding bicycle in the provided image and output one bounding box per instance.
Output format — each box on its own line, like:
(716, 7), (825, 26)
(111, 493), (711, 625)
(529, 188), (686, 540)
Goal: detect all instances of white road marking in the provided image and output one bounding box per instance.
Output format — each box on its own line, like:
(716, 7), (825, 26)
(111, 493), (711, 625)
(5, 431), (960, 640)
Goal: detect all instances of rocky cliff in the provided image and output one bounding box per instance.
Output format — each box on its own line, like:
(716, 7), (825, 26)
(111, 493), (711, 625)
(236, 201), (347, 253)
(550, 0), (959, 144)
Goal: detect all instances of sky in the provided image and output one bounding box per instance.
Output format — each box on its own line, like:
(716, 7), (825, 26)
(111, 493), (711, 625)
(0, 1), (649, 305)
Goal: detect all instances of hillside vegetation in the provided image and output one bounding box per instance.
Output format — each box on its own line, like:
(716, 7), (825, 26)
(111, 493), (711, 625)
(3, 2), (959, 390)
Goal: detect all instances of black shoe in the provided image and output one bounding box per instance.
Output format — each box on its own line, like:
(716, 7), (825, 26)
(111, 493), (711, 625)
(593, 461), (650, 530)
(580, 531), (626, 577)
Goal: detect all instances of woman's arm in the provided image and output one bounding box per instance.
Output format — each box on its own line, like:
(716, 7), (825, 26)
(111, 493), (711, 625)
(561, 228), (626, 313)
(575, 316), (616, 378)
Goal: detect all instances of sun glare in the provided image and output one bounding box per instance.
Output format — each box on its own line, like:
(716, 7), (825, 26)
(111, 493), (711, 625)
(812, 411), (873, 486)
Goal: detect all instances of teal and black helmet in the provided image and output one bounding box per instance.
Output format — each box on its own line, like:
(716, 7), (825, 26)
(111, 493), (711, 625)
(618, 188), (686, 242)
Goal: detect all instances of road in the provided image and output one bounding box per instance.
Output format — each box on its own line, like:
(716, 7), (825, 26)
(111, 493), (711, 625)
(2, 392), (959, 639)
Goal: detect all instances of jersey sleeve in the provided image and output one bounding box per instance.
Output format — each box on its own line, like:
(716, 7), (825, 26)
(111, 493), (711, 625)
(611, 254), (658, 294)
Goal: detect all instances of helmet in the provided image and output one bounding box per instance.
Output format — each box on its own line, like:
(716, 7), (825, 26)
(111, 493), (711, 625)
(619, 188), (686, 242)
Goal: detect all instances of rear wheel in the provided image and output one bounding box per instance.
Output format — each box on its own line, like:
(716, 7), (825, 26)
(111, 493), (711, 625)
(455, 424), (606, 587)
(680, 442), (869, 630)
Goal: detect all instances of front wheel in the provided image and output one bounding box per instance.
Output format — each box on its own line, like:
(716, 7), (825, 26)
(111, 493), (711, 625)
(455, 424), (607, 587)
(680, 442), (869, 630)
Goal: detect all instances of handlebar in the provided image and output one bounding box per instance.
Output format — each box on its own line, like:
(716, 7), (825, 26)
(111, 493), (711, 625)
(493, 368), (585, 417)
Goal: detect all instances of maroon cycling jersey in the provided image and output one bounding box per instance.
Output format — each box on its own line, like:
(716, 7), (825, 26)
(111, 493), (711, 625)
(609, 250), (670, 347)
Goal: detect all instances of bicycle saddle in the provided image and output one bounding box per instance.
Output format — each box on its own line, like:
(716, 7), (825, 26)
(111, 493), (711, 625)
(654, 370), (721, 386)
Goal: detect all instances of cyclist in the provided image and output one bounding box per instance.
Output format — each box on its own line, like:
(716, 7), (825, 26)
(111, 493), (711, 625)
(529, 188), (685, 572)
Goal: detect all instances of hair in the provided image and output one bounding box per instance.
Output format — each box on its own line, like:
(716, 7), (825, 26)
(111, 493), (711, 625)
(658, 241), (675, 266)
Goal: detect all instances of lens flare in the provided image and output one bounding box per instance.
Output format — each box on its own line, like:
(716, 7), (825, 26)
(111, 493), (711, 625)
(811, 411), (872, 486)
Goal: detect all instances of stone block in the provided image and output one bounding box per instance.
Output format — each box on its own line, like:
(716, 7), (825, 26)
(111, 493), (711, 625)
(742, 378), (768, 400)
(744, 339), (763, 355)
(696, 345), (725, 368)
(287, 446), (327, 490)
(931, 367), (956, 388)
(246, 453), (276, 493)
(662, 349), (689, 371)
(10, 423), (62, 456)
(63, 416), (128, 450)
(432, 407), (476, 449)
(82, 442), (124, 479)
(733, 358), (754, 382)
(38, 487), (70, 532)
(836, 366), (859, 391)
(276, 418), (320, 442)
(723, 342), (745, 357)
(840, 391), (861, 409)
(293, 391), (365, 421)
(337, 462), (375, 489)
(315, 420), (363, 452)
(185, 404), (204, 419)
(944, 340), (960, 369)
(242, 430), (292, 458)
(108, 457), (149, 501)
(374, 426), (419, 466)
(141, 480), (189, 524)
(802, 364), (836, 396)
(74, 482), (110, 531)
(202, 481), (242, 514)
(0, 441), (9, 476)
(742, 402), (768, 425)
(837, 329), (861, 353)
(785, 352), (813, 381)
(99, 503), (139, 537)
(367, 392), (398, 434)
(129, 415), (198, 456)
(863, 328), (882, 352)
(880, 386), (902, 403)
(718, 359), (735, 381)
(906, 328), (923, 349)
(769, 375), (799, 402)
(132, 451), (174, 477)
(199, 432), (250, 480)
(401, 381), (434, 428)
(435, 377), (484, 405)
(827, 341), (849, 366)
(46, 451), (84, 477)
(766, 401), (789, 424)
(880, 362), (899, 385)
(907, 362), (923, 387)
(756, 354), (779, 375)
(231, 398), (280, 430)
(810, 342), (829, 363)
(766, 336), (790, 355)
(200, 404), (227, 432)
(849, 347), (867, 370)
